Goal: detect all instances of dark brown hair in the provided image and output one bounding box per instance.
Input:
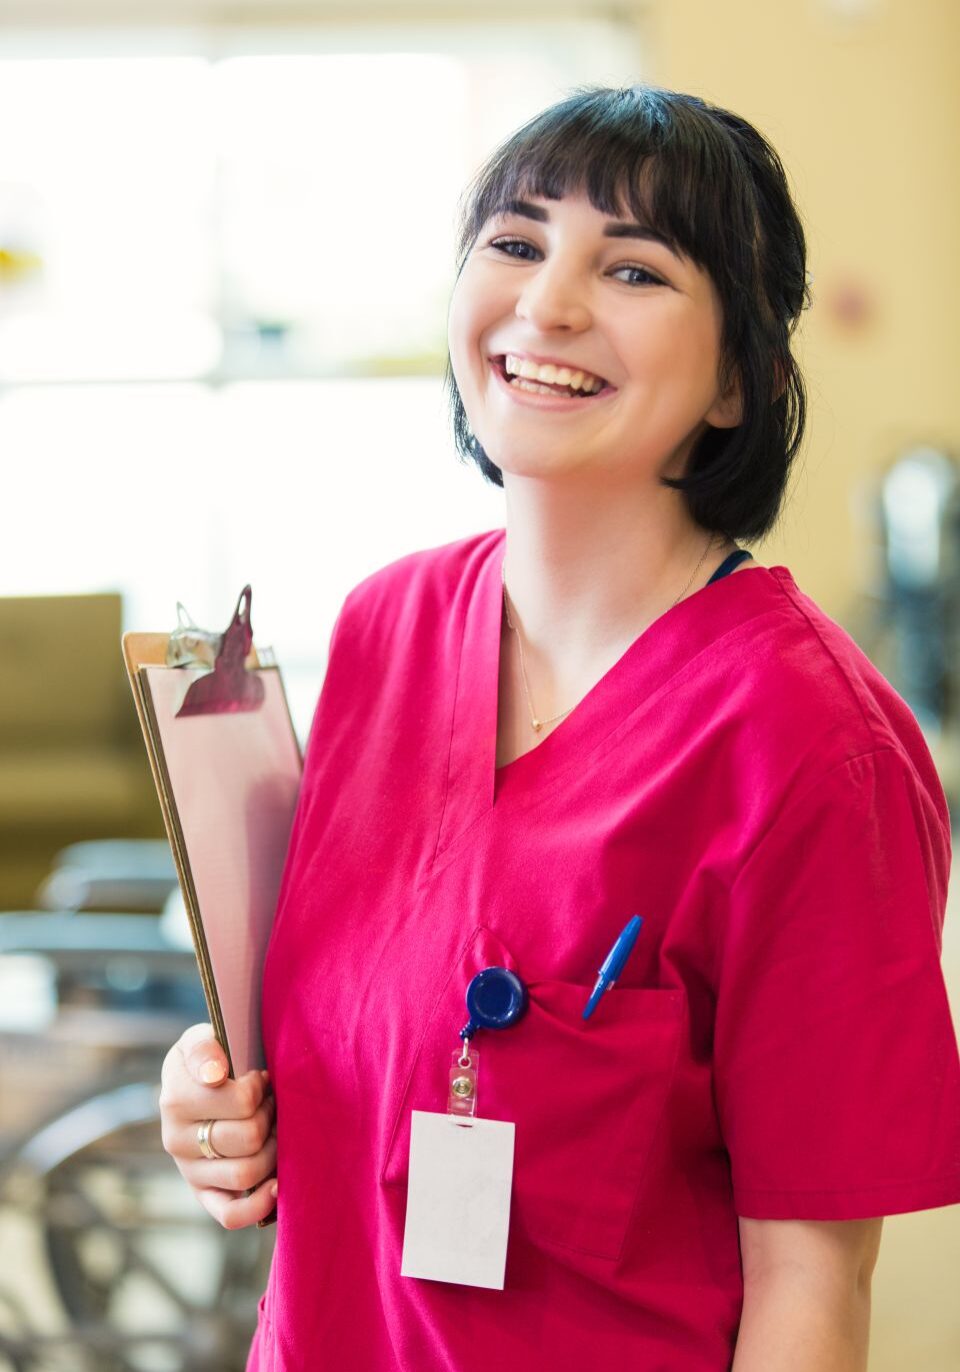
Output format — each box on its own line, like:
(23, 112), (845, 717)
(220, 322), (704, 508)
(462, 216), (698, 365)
(444, 84), (810, 542)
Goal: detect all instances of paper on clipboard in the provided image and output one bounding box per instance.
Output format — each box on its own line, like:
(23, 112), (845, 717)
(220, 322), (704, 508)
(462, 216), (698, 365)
(122, 587), (302, 1079)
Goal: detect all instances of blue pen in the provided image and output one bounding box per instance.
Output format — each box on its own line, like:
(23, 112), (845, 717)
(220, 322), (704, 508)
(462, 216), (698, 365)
(582, 915), (645, 1020)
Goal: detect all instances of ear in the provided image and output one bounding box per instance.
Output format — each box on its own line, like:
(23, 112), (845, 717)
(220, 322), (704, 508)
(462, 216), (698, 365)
(705, 372), (743, 430)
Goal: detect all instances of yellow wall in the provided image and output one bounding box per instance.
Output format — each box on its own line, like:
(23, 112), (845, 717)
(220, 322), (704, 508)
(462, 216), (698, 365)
(646, 0), (960, 621)
(647, 7), (960, 1368)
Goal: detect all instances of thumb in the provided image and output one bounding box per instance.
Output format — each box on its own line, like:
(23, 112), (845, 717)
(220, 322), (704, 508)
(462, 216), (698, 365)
(179, 1022), (229, 1086)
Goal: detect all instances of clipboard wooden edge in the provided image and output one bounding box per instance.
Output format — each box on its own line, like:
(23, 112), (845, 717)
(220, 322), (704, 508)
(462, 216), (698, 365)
(121, 631), (264, 1080)
(122, 631), (287, 1228)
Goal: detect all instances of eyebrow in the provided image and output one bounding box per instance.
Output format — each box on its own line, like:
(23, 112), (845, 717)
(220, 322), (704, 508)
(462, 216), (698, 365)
(495, 199), (678, 254)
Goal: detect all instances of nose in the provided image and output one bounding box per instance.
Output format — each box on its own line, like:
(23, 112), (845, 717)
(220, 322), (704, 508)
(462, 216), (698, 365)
(514, 256), (591, 333)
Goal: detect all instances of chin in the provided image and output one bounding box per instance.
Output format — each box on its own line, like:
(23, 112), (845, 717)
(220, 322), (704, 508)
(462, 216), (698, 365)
(493, 452), (600, 485)
(485, 445), (584, 482)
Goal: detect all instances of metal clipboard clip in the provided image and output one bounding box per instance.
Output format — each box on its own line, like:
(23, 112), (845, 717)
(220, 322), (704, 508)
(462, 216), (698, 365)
(170, 585), (266, 717)
(166, 603), (222, 669)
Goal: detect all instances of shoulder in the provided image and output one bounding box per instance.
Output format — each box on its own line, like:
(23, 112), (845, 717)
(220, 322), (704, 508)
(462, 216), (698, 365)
(332, 527), (503, 646)
(347, 527), (501, 604)
(732, 566), (919, 751)
(722, 566), (948, 831)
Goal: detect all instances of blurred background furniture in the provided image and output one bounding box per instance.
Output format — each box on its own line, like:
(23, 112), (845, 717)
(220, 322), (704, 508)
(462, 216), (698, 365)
(35, 840), (178, 916)
(0, 900), (271, 1372)
(0, 595), (165, 910)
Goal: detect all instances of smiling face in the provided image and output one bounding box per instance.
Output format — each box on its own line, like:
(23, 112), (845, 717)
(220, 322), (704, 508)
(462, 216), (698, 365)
(447, 190), (742, 487)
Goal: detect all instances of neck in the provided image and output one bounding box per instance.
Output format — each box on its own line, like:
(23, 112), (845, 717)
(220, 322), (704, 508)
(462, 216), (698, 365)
(500, 475), (733, 674)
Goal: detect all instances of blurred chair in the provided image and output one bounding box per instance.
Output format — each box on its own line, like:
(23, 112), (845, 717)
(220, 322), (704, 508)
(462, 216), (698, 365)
(0, 906), (269, 1371)
(0, 594), (164, 910)
(35, 838), (177, 914)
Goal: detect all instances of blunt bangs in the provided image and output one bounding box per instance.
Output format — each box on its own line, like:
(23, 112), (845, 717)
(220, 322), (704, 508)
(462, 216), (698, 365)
(445, 85), (810, 544)
(456, 88), (744, 289)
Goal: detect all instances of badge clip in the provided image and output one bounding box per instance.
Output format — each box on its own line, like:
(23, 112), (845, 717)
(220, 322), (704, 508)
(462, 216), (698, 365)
(446, 966), (527, 1121)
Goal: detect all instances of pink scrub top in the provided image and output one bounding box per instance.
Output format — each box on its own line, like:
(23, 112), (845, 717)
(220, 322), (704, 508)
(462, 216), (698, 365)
(249, 528), (960, 1372)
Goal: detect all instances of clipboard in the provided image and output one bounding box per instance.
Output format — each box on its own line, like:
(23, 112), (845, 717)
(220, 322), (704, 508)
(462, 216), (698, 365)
(122, 587), (302, 1081)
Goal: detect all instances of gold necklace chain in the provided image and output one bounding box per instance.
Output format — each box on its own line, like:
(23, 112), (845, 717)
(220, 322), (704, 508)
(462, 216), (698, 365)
(501, 533), (721, 734)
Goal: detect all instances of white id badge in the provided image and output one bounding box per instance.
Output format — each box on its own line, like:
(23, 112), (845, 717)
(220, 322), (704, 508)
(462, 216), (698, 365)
(400, 1110), (515, 1289)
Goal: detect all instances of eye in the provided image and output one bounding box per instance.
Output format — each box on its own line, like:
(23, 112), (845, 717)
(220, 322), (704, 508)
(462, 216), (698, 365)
(488, 236), (541, 261)
(611, 264), (666, 288)
(484, 236), (668, 287)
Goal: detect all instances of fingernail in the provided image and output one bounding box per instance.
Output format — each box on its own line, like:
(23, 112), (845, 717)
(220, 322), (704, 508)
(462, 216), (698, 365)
(270, 1180), (278, 1200)
(201, 1060), (225, 1084)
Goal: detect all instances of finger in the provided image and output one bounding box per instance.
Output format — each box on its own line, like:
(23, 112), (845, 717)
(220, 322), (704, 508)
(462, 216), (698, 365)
(183, 1095), (275, 1162)
(162, 1068), (268, 1126)
(177, 1023), (230, 1087)
(182, 1131), (277, 1194)
(196, 1175), (278, 1231)
(160, 1024), (226, 1099)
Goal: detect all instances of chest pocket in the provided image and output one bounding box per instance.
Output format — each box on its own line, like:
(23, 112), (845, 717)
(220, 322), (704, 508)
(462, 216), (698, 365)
(379, 924), (684, 1263)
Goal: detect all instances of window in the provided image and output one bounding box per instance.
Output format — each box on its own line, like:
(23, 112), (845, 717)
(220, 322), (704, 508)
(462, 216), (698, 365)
(0, 19), (644, 737)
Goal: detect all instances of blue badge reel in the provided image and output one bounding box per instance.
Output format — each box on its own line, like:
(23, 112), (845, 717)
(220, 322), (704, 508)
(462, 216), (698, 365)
(462, 966), (527, 1039)
(448, 967), (527, 1118)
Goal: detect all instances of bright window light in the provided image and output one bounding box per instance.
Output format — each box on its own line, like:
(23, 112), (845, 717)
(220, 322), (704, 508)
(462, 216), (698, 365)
(0, 21), (644, 736)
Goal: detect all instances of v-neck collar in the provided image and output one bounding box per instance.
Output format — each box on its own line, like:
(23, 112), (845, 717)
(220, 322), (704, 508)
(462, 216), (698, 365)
(432, 527), (792, 864)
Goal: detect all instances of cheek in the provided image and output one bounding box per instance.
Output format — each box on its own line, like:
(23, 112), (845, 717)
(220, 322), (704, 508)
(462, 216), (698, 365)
(446, 287), (481, 394)
(449, 287), (508, 441)
(635, 314), (723, 403)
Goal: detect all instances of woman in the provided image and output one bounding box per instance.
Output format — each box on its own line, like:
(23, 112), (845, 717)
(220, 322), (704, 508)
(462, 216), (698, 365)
(159, 86), (960, 1370)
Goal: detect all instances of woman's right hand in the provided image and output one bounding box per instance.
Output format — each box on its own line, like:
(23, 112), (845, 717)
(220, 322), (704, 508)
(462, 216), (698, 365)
(159, 1022), (278, 1229)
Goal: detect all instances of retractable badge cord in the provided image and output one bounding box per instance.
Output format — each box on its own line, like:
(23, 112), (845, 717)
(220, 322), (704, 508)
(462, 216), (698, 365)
(448, 967), (527, 1119)
(401, 965), (525, 1289)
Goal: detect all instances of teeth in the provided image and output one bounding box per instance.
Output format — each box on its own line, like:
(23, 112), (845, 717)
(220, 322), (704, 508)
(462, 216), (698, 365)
(513, 378), (577, 396)
(504, 354), (604, 394)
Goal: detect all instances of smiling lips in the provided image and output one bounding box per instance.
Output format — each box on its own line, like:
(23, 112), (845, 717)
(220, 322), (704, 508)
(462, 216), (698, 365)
(492, 354), (611, 399)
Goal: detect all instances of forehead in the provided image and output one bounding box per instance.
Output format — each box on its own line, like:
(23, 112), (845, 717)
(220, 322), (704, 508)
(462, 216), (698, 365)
(488, 188), (629, 218)
(485, 165), (651, 224)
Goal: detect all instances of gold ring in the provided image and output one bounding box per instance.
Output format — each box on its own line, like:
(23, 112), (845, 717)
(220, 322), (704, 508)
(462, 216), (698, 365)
(197, 1119), (223, 1161)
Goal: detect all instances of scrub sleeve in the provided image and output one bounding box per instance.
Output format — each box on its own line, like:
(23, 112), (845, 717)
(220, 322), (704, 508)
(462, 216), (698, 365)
(716, 746), (960, 1219)
(248, 529), (960, 1372)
